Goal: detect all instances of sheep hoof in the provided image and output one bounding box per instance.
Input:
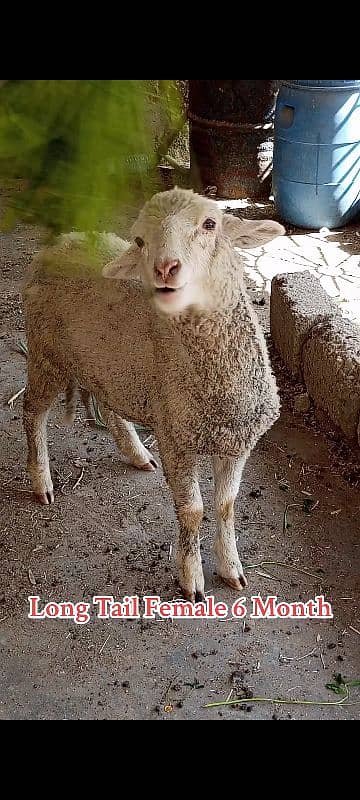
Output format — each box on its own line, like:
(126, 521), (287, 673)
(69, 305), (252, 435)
(182, 589), (206, 605)
(35, 490), (55, 506)
(221, 574), (248, 591)
(138, 458), (158, 472)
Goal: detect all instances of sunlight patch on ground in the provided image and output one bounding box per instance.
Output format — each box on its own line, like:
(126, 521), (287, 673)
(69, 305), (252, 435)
(237, 231), (360, 325)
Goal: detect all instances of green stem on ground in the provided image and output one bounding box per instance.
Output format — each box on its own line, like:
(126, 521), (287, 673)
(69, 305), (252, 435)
(204, 690), (359, 711)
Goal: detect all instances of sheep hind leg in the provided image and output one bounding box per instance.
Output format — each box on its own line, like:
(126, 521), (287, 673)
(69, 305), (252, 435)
(23, 380), (63, 505)
(76, 390), (157, 472)
(99, 405), (158, 472)
(213, 455), (249, 591)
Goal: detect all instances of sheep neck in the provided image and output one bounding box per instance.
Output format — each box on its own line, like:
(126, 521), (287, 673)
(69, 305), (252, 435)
(160, 290), (262, 420)
(174, 292), (261, 378)
(170, 246), (262, 384)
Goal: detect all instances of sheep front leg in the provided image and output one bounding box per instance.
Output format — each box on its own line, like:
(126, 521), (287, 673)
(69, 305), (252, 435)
(213, 455), (249, 591)
(159, 445), (205, 602)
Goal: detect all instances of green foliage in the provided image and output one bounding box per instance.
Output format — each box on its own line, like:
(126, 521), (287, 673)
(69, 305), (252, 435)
(0, 80), (182, 234)
(326, 674), (360, 696)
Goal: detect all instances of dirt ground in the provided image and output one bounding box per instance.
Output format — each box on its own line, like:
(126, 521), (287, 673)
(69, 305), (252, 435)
(0, 198), (359, 721)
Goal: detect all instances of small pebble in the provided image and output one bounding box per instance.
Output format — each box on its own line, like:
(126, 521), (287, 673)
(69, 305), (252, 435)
(294, 393), (311, 414)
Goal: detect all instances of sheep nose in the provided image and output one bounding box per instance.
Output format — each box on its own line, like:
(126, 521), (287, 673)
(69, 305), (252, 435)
(155, 259), (181, 281)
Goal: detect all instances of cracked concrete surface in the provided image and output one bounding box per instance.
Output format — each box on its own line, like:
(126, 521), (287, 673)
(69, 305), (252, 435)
(226, 199), (360, 325)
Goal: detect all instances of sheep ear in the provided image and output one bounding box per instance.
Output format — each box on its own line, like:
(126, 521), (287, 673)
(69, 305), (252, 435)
(223, 215), (285, 249)
(103, 245), (140, 280)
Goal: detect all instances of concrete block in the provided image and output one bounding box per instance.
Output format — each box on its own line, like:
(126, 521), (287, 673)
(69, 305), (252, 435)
(302, 317), (360, 442)
(271, 271), (339, 376)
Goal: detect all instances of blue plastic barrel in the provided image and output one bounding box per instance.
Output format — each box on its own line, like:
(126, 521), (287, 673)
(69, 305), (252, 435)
(273, 80), (360, 229)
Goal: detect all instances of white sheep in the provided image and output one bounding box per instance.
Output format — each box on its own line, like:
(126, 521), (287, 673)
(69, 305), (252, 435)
(23, 188), (284, 601)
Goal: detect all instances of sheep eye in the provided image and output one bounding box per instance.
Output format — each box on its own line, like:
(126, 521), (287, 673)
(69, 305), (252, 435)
(135, 237), (145, 248)
(203, 219), (216, 231)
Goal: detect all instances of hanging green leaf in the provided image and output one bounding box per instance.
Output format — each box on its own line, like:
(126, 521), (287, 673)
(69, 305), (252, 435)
(0, 80), (183, 235)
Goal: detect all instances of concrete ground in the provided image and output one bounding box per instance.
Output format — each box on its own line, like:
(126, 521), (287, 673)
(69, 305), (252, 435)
(220, 198), (360, 325)
(0, 198), (359, 720)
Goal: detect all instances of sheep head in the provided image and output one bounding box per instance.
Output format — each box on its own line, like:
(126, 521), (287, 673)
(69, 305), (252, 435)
(103, 188), (285, 315)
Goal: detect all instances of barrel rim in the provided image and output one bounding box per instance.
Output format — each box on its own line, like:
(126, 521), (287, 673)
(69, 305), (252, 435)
(283, 79), (360, 91)
(188, 111), (274, 133)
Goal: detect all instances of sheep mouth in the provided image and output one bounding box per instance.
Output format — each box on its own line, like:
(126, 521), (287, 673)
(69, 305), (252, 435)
(155, 285), (186, 296)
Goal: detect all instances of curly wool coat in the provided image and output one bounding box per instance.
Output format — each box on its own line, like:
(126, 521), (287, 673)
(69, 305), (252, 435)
(23, 223), (280, 461)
